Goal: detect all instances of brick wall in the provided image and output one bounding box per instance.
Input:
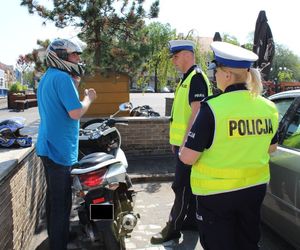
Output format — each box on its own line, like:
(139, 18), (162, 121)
(0, 149), (46, 250)
(115, 117), (172, 157)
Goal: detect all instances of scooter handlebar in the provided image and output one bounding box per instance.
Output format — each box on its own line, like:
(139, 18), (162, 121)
(115, 122), (128, 126)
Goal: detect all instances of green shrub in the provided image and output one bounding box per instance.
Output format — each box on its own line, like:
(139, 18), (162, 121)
(9, 82), (23, 92)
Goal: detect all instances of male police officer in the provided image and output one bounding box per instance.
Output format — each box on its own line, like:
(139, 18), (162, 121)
(151, 40), (212, 245)
(179, 41), (278, 250)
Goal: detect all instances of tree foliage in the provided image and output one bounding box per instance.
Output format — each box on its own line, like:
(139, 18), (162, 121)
(270, 44), (300, 81)
(135, 22), (175, 91)
(20, 0), (160, 75)
(222, 34), (239, 45)
(221, 33), (300, 82)
(23, 71), (36, 89)
(9, 82), (27, 92)
(134, 27), (211, 92)
(17, 39), (50, 74)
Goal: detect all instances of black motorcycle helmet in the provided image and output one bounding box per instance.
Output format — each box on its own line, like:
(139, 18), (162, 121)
(0, 118), (32, 148)
(46, 38), (84, 77)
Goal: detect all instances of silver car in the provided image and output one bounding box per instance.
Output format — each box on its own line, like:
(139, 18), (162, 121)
(261, 89), (300, 249)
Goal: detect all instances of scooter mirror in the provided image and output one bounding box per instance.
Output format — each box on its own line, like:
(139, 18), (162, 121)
(119, 102), (133, 111)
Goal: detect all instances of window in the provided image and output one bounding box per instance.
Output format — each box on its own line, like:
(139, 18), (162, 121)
(282, 108), (300, 150)
(273, 98), (294, 122)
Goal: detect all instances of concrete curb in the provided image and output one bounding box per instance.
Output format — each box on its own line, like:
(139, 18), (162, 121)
(130, 173), (174, 184)
(126, 155), (175, 184)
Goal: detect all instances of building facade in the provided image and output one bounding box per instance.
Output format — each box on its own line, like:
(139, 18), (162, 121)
(0, 62), (14, 96)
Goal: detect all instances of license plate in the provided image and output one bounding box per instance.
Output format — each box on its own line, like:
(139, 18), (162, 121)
(90, 204), (114, 220)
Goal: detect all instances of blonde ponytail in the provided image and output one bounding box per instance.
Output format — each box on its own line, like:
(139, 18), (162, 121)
(246, 68), (263, 96)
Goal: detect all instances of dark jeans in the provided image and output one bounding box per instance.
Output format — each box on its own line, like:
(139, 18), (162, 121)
(41, 156), (72, 250)
(196, 184), (267, 250)
(169, 147), (197, 232)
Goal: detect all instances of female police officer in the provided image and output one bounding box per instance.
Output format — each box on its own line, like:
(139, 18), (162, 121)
(179, 41), (278, 250)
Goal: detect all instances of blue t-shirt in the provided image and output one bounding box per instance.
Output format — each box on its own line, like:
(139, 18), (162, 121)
(36, 68), (82, 166)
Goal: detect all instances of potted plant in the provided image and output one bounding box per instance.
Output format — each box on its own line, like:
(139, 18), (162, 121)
(7, 82), (27, 109)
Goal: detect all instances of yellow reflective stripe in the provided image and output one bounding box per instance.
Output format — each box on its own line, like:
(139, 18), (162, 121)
(195, 164), (269, 179)
(171, 122), (187, 130)
(170, 121), (188, 145)
(191, 174), (269, 195)
(170, 127), (187, 135)
(170, 134), (182, 140)
(169, 133), (184, 145)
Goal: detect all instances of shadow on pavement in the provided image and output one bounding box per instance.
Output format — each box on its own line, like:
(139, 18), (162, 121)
(35, 238), (49, 250)
(143, 182), (163, 193)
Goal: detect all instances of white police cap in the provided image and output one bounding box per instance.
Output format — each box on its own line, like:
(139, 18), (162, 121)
(210, 41), (258, 68)
(169, 40), (195, 55)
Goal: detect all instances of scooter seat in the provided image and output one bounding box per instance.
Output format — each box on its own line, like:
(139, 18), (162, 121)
(71, 158), (121, 175)
(79, 152), (114, 166)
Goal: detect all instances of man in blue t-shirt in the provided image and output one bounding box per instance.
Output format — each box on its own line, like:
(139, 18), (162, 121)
(36, 38), (96, 250)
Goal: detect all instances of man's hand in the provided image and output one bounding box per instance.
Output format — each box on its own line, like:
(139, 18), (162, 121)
(69, 88), (97, 120)
(179, 146), (201, 165)
(84, 88), (97, 102)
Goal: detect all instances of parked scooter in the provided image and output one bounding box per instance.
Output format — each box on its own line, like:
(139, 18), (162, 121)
(129, 104), (160, 117)
(71, 102), (139, 249)
(79, 103), (160, 125)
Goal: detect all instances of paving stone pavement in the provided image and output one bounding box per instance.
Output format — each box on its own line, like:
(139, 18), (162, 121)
(124, 182), (201, 250)
(0, 97), (6, 109)
(28, 182), (203, 250)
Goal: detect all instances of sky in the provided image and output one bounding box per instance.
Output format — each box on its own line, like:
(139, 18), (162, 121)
(1, 0), (299, 66)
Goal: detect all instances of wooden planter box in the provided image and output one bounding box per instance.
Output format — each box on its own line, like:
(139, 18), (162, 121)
(25, 93), (37, 108)
(7, 91), (26, 109)
(80, 73), (130, 118)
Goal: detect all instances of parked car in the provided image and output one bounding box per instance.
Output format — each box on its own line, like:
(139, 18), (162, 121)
(143, 86), (155, 93)
(161, 86), (171, 93)
(261, 89), (300, 249)
(130, 87), (142, 93)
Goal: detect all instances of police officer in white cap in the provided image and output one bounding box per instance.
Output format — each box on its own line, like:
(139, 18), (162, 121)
(151, 40), (212, 245)
(179, 41), (279, 250)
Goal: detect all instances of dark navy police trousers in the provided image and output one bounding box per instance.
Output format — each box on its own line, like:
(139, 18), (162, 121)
(196, 184), (267, 250)
(169, 146), (197, 232)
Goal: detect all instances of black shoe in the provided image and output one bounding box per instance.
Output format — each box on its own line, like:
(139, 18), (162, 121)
(68, 231), (78, 242)
(150, 222), (181, 245)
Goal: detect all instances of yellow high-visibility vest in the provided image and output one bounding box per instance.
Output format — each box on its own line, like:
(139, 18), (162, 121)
(191, 90), (279, 195)
(169, 68), (212, 146)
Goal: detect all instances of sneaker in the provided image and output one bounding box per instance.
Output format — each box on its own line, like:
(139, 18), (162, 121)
(150, 222), (181, 245)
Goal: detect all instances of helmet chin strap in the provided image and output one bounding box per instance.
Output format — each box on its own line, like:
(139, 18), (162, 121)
(46, 50), (84, 77)
(67, 62), (85, 77)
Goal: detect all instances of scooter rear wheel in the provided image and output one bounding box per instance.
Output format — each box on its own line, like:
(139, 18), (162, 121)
(95, 220), (125, 250)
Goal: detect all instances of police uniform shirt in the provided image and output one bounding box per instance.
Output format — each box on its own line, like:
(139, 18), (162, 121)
(181, 65), (208, 104)
(185, 83), (278, 151)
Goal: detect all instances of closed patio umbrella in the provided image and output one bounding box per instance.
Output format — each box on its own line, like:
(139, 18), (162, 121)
(253, 10), (275, 80)
(213, 32), (222, 42)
